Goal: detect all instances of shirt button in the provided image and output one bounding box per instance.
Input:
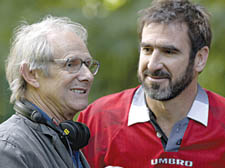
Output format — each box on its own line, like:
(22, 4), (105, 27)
(176, 127), (180, 132)
(176, 139), (182, 145)
(156, 132), (162, 138)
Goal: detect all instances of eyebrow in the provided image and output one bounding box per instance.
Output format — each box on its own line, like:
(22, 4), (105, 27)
(140, 42), (182, 54)
(63, 51), (91, 59)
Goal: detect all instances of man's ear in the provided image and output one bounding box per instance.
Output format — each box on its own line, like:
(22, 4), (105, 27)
(194, 46), (209, 73)
(20, 63), (40, 88)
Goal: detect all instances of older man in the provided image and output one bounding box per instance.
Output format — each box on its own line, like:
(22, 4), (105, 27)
(78, 0), (225, 167)
(0, 16), (99, 168)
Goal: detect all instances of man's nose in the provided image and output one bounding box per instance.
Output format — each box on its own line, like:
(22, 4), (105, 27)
(78, 64), (94, 82)
(147, 49), (163, 72)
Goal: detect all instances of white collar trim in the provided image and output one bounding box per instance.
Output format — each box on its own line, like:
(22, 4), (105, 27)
(128, 85), (209, 127)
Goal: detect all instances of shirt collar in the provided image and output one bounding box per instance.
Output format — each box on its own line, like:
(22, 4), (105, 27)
(128, 85), (209, 127)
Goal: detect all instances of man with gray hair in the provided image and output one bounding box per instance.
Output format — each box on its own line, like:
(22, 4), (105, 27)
(0, 15), (99, 168)
(78, 0), (225, 167)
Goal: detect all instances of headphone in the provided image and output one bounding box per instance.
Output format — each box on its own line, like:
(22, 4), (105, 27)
(14, 99), (90, 152)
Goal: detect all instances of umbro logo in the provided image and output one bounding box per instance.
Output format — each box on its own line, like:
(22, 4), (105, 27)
(151, 158), (193, 167)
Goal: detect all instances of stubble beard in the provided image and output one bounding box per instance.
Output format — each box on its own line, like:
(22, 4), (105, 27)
(138, 59), (194, 101)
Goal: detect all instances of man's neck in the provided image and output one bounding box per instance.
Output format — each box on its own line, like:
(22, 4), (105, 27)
(145, 81), (198, 137)
(24, 90), (70, 123)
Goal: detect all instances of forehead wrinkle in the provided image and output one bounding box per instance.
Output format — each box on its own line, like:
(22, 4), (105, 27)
(142, 22), (189, 53)
(47, 31), (90, 59)
(63, 51), (91, 60)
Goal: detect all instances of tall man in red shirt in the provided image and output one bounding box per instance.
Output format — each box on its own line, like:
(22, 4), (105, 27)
(78, 0), (225, 167)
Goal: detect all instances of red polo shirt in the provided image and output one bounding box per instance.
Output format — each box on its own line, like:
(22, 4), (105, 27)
(78, 86), (225, 168)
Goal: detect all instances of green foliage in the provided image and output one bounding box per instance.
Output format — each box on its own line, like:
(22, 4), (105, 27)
(0, 0), (225, 123)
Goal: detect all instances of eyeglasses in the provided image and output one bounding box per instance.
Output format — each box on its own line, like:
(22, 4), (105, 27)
(53, 58), (100, 75)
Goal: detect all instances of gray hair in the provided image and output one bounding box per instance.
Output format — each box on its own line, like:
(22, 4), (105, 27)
(6, 15), (88, 103)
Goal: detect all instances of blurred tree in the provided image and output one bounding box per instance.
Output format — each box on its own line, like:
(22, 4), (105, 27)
(0, 0), (225, 123)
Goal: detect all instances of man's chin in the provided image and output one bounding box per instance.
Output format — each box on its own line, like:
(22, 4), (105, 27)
(142, 85), (173, 101)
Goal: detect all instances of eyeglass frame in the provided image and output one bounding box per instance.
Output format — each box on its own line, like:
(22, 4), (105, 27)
(52, 57), (100, 75)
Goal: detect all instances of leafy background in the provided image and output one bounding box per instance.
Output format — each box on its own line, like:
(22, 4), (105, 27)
(0, 0), (225, 123)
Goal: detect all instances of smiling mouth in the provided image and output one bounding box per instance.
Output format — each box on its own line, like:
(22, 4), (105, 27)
(150, 75), (165, 79)
(143, 70), (171, 80)
(144, 75), (171, 84)
(145, 74), (169, 79)
(70, 89), (87, 94)
(147, 76), (169, 80)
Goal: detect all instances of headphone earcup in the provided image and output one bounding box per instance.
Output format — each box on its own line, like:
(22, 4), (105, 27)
(31, 111), (44, 123)
(59, 120), (90, 151)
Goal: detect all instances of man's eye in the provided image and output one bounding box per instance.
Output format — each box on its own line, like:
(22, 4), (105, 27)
(142, 47), (153, 54)
(66, 62), (73, 67)
(164, 49), (175, 54)
(85, 60), (92, 67)
(66, 59), (80, 68)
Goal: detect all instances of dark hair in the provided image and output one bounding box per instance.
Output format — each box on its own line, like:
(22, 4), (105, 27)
(138, 0), (212, 60)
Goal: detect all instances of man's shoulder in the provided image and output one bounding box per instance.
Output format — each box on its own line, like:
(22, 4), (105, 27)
(90, 86), (139, 108)
(0, 114), (45, 149)
(0, 115), (29, 145)
(0, 115), (22, 134)
(78, 86), (140, 122)
(0, 116), (28, 168)
(205, 89), (225, 106)
(205, 89), (225, 125)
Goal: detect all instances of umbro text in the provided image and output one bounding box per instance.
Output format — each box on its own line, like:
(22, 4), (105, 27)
(151, 158), (193, 167)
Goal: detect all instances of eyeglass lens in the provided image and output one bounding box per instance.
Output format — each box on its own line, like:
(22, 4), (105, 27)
(66, 58), (99, 75)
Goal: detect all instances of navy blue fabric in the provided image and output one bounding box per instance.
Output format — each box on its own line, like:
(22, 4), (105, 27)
(72, 151), (83, 168)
